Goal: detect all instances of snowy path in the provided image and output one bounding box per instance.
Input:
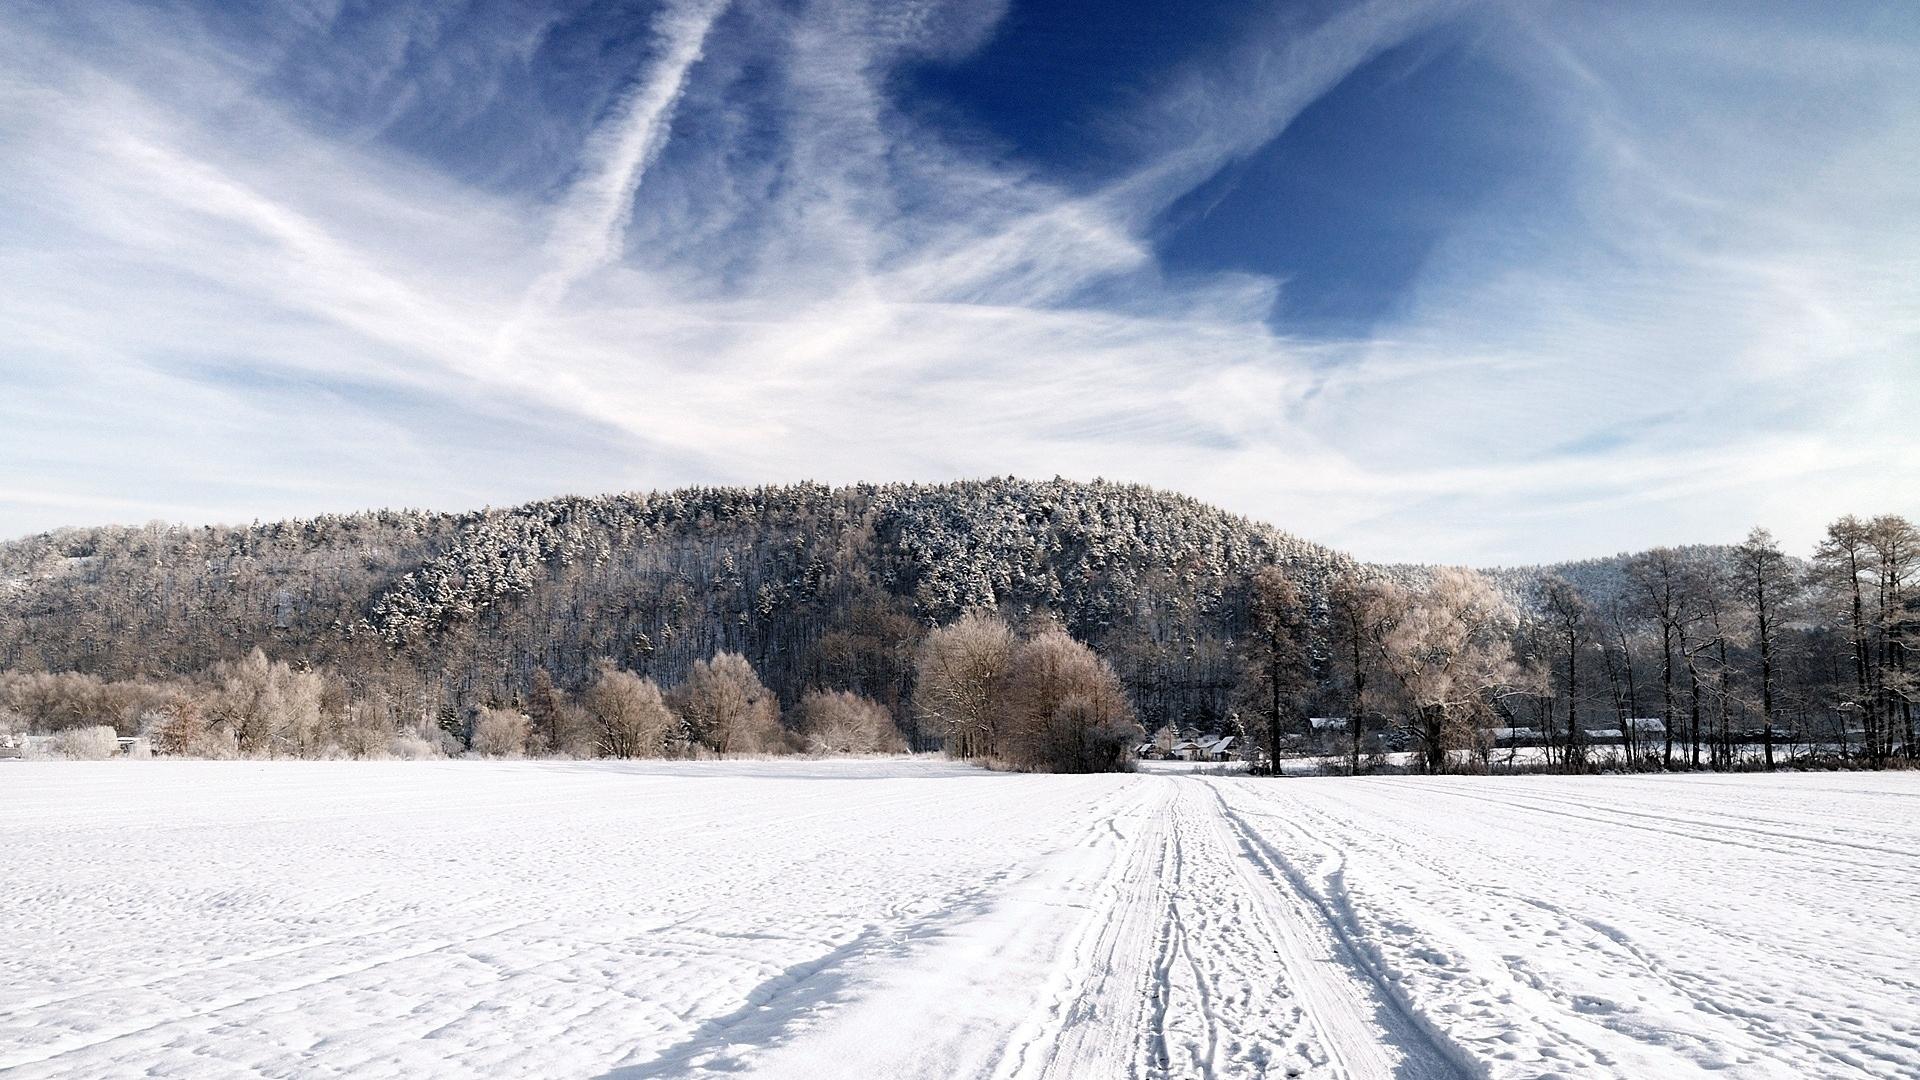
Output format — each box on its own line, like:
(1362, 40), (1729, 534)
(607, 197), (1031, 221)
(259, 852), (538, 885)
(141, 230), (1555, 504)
(2, 763), (1915, 1078)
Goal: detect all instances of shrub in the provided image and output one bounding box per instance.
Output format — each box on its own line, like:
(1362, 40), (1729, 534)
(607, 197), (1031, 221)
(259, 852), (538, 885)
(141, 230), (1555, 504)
(388, 730), (446, 760)
(796, 690), (907, 755)
(471, 707), (530, 757)
(52, 725), (121, 760)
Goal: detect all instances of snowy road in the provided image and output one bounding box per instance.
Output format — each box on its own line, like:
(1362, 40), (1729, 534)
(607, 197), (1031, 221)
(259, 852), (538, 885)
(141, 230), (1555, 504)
(2, 762), (1915, 1078)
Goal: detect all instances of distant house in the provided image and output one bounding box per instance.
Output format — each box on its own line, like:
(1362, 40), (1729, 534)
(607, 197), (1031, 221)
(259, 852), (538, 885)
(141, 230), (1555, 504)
(1144, 724), (1182, 759)
(1170, 739), (1204, 761)
(1308, 717), (1349, 732)
(1492, 727), (1539, 746)
(1586, 719), (1666, 746)
(1195, 735), (1239, 762)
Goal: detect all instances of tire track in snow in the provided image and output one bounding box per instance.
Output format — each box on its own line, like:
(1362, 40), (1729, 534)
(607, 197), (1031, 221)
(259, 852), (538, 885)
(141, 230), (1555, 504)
(1202, 780), (1478, 1080)
(989, 777), (1172, 1080)
(1225, 779), (1896, 1079)
(1400, 783), (1907, 870)
(999, 776), (1479, 1079)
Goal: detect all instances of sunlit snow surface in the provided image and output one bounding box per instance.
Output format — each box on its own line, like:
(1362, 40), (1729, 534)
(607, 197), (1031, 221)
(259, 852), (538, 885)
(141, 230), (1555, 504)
(2, 761), (1916, 1078)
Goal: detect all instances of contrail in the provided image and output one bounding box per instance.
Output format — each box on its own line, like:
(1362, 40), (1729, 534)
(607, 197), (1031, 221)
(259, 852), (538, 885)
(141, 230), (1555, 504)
(494, 0), (729, 366)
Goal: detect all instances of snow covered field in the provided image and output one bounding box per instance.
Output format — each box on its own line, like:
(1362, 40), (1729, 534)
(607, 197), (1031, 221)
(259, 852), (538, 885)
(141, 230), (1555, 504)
(3, 762), (1916, 1079)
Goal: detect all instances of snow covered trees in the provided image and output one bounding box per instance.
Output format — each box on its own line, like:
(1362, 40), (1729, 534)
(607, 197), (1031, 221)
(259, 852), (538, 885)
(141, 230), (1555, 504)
(50, 725), (119, 759)
(912, 612), (1137, 772)
(471, 708), (531, 757)
(1375, 569), (1526, 775)
(204, 649), (328, 757)
(583, 662), (679, 758)
(1001, 626), (1140, 773)
(673, 652), (784, 754)
(913, 612), (1015, 760)
(0, 479), (1913, 770)
(0, 480), (1355, 753)
(796, 690), (906, 755)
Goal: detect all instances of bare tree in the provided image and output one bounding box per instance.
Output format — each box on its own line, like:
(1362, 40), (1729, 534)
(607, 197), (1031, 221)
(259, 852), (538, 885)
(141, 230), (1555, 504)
(675, 652), (784, 754)
(1816, 517), (1878, 762)
(1867, 515), (1918, 760)
(912, 611), (1015, 759)
(336, 686), (403, 759)
(1692, 560), (1739, 770)
(1541, 575), (1592, 771)
(1596, 595), (1645, 765)
(583, 660), (679, 758)
(525, 668), (565, 756)
(1629, 549), (1701, 768)
(1731, 528), (1798, 769)
(1238, 567), (1310, 776)
(1002, 627), (1139, 773)
(1327, 573), (1396, 775)
(1376, 568), (1523, 775)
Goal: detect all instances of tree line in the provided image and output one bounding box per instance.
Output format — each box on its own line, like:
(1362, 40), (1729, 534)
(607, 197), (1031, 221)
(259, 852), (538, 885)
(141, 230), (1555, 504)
(1234, 514), (1917, 774)
(1, 617), (1139, 773)
(0, 479), (1910, 773)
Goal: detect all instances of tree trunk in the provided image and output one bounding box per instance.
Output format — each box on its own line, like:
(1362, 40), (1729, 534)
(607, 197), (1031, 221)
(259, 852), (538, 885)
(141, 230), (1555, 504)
(1566, 630), (1580, 772)
(1759, 602), (1775, 771)
(1349, 631), (1365, 776)
(1422, 706), (1446, 775)
(1269, 645), (1282, 777)
(1661, 625), (1676, 769)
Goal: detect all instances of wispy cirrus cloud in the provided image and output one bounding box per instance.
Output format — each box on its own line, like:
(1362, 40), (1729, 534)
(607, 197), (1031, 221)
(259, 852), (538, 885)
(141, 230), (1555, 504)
(0, 0), (1914, 564)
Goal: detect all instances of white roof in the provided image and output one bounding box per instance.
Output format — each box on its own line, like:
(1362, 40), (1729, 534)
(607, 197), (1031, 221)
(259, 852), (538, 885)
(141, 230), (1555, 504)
(1308, 717), (1349, 730)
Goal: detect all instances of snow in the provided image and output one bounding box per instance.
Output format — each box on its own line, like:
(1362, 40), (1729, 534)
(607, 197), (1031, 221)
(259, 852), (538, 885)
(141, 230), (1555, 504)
(3, 761), (1916, 1079)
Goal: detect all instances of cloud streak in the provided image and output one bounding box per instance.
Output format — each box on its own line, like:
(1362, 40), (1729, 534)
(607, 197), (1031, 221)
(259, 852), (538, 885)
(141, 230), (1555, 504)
(497, 0), (729, 366)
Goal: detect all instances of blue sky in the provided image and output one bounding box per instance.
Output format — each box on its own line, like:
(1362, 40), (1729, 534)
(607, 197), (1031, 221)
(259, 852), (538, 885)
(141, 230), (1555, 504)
(0, 0), (1915, 564)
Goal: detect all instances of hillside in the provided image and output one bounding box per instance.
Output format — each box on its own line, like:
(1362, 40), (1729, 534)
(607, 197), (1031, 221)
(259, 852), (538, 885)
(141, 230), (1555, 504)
(0, 479), (1362, 734)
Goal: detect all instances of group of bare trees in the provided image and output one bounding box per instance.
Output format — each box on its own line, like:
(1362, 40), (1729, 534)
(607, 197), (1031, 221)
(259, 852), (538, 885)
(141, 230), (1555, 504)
(1, 646), (910, 762)
(1480, 516), (1916, 773)
(0, 651), (438, 760)
(912, 612), (1141, 772)
(1260, 566), (1535, 775)
(1225, 513), (1917, 776)
(442, 651), (913, 760)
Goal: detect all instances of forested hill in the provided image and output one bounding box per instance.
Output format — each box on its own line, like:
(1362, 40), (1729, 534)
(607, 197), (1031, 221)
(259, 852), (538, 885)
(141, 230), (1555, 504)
(0, 479), (1361, 733)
